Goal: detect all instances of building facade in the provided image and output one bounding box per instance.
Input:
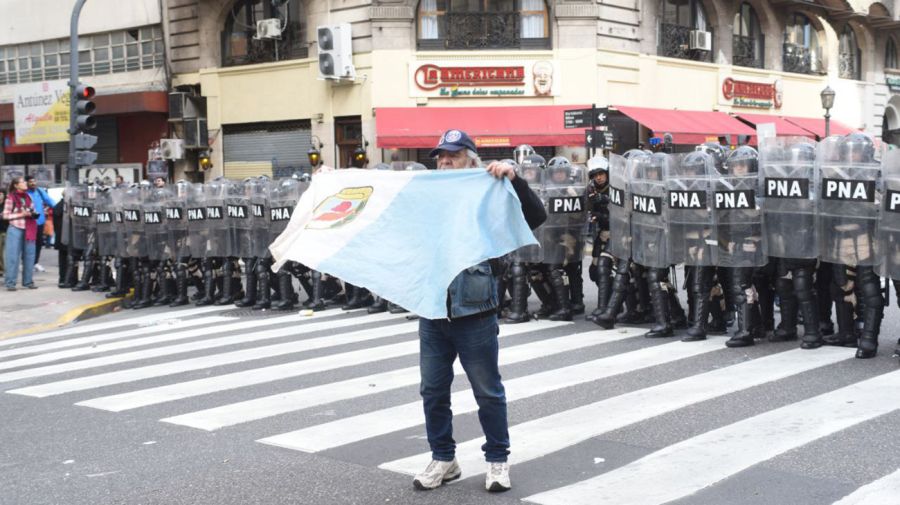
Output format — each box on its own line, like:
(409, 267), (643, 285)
(161, 0), (900, 179)
(0, 0), (169, 183)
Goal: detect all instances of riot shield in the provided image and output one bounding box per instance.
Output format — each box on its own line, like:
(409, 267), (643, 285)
(204, 178), (228, 259)
(110, 187), (128, 258)
(122, 185), (146, 259)
(143, 186), (169, 261)
(167, 181), (191, 261)
(631, 153), (671, 269)
(250, 177), (271, 258)
(879, 148), (900, 279)
(69, 184), (96, 252)
(539, 160), (587, 265)
(666, 151), (716, 266)
(714, 146), (766, 267)
(759, 136), (818, 260)
(511, 159), (544, 263)
(224, 179), (252, 258)
(186, 182), (209, 258)
(817, 133), (881, 266)
(268, 177), (306, 245)
(94, 187), (118, 257)
(607, 153), (634, 260)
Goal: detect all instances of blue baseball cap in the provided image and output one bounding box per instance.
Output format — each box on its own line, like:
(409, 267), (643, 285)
(429, 129), (477, 158)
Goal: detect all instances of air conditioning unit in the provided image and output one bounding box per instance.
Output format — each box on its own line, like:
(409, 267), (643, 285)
(168, 92), (205, 122)
(689, 30), (712, 51)
(182, 118), (209, 149)
(255, 18), (282, 40)
(160, 139), (185, 160)
(317, 23), (355, 80)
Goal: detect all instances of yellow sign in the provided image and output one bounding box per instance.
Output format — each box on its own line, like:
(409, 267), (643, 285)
(14, 80), (71, 144)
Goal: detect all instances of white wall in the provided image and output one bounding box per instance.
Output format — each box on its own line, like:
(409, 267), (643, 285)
(0, 0), (161, 46)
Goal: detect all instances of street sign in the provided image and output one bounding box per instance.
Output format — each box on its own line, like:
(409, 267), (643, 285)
(585, 130), (615, 149)
(564, 107), (609, 129)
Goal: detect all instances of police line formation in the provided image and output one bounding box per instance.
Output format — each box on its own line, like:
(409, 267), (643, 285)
(57, 132), (899, 363)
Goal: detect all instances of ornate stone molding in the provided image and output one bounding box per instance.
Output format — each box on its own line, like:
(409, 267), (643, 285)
(555, 3), (600, 20)
(370, 5), (415, 22)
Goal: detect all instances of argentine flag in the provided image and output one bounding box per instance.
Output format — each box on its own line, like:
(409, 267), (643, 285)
(270, 168), (538, 319)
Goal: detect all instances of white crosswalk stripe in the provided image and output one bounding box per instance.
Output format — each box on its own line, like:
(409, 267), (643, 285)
(0, 311), (400, 386)
(832, 468), (900, 505)
(81, 320), (570, 415)
(4, 307), (897, 505)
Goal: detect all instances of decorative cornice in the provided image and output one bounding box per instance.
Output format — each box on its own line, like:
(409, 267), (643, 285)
(369, 6), (415, 21)
(555, 3), (600, 20)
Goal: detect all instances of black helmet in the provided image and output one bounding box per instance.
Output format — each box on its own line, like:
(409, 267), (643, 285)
(724, 145), (759, 175)
(840, 132), (876, 163)
(696, 142), (728, 168)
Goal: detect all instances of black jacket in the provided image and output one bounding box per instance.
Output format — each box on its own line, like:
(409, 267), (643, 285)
(510, 176), (547, 230)
(53, 200), (65, 250)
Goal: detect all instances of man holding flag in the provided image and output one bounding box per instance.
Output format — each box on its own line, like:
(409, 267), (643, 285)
(269, 129), (545, 493)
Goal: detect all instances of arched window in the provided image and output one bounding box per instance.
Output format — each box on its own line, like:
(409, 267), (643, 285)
(417, 0), (550, 50)
(222, 0), (307, 67)
(733, 3), (763, 68)
(783, 13), (822, 75)
(886, 37), (898, 69)
(839, 25), (861, 79)
(658, 0), (713, 63)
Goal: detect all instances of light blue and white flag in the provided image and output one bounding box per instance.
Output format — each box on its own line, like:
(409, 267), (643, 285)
(270, 168), (537, 319)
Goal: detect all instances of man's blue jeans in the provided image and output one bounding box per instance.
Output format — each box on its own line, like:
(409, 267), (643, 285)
(4, 227), (35, 288)
(419, 313), (510, 463)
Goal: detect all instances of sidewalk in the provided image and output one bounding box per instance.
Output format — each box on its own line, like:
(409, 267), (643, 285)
(0, 251), (125, 340)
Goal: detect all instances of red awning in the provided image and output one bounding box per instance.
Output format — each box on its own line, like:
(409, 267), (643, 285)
(375, 105), (589, 148)
(614, 105), (758, 145)
(781, 116), (858, 138)
(732, 113), (817, 138)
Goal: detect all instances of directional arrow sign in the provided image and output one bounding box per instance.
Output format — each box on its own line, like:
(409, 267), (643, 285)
(585, 130), (616, 149)
(564, 107), (609, 129)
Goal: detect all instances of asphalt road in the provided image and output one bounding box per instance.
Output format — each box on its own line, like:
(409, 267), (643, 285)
(2, 282), (899, 505)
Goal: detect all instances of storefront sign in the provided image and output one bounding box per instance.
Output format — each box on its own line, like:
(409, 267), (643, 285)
(721, 77), (783, 109)
(410, 60), (560, 98)
(14, 79), (71, 144)
(886, 75), (900, 92)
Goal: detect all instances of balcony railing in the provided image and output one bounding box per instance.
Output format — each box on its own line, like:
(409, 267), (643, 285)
(733, 34), (763, 69)
(838, 51), (859, 80)
(417, 12), (550, 50)
(782, 43), (823, 75)
(222, 23), (308, 67)
(658, 23), (712, 63)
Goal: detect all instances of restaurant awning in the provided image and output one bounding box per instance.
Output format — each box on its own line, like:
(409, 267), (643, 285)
(614, 105), (758, 145)
(732, 113), (817, 138)
(375, 105), (589, 149)
(780, 116), (858, 138)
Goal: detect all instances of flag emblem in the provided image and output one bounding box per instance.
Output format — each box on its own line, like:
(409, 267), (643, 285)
(306, 186), (373, 230)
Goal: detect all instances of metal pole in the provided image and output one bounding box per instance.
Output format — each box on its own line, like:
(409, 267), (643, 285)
(590, 103), (597, 158)
(824, 110), (831, 139)
(67, 0), (88, 185)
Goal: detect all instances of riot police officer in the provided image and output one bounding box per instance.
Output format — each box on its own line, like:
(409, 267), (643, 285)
(505, 155), (545, 323)
(586, 155), (612, 321)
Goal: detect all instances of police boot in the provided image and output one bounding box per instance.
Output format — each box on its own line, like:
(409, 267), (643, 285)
(270, 271), (296, 311)
(308, 271), (327, 311)
(684, 268), (711, 342)
(771, 293), (799, 342)
(170, 265), (190, 307)
(61, 252), (79, 289)
(344, 284), (374, 310)
(530, 270), (556, 318)
(195, 261), (218, 306)
(756, 280), (775, 337)
(590, 257), (613, 321)
(92, 260), (112, 292)
(72, 257), (95, 291)
(823, 300), (856, 347)
(617, 281), (641, 324)
(567, 262), (585, 316)
(133, 265), (155, 309)
(505, 263), (531, 324)
(123, 260), (142, 309)
(368, 297), (388, 314)
(215, 260), (239, 306)
(235, 259), (258, 308)
(548, 268), (572, 321)
(726, 301), (758, 348)
(855, 270), (883, 359)
(594, 267), (629, 329)
(636, 271), (653, 323)
(107, 258), (128, 298)
(667, 287), (688, 329)
(154, 264), (174, 306)
(388, 303), (409, 314)
(253, 261), (271, 310)
(707, 289), (728, 335)
(645, 272), (673, 338)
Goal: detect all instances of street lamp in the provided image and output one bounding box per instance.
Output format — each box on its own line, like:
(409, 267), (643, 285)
(820, 85), (835, 138)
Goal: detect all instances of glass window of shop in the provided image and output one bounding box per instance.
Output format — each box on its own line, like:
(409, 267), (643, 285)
(221, 0), (308, 67)
(417, 0), (550, 50)
(783, 13), (823, 75)
(838, 25), (861, 80)
(886, 37), (898, 70)
(732, 3), (763, 69)
(657, 0), (713, 63)
(0, 26), (163, 85)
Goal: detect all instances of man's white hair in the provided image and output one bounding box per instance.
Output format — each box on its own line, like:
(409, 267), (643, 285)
(465, 149), (482, 167)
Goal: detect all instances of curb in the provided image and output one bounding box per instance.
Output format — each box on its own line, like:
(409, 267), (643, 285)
(0, 295), (127, 340)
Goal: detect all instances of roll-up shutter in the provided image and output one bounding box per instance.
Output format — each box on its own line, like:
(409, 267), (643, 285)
(43, 116), (119, 164)
(223, 120), (312, 178)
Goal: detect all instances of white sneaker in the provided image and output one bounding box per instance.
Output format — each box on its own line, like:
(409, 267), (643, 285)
(485, 462), (511, 492)
(412, 459), (461, 490)
(33, 263), (46, 273)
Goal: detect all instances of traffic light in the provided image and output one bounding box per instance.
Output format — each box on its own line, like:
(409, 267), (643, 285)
(198, 149), (213, 171)
(74, 84), (96, 131)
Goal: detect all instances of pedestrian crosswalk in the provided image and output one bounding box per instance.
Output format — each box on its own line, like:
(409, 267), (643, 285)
(1, 305), (898, 505)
